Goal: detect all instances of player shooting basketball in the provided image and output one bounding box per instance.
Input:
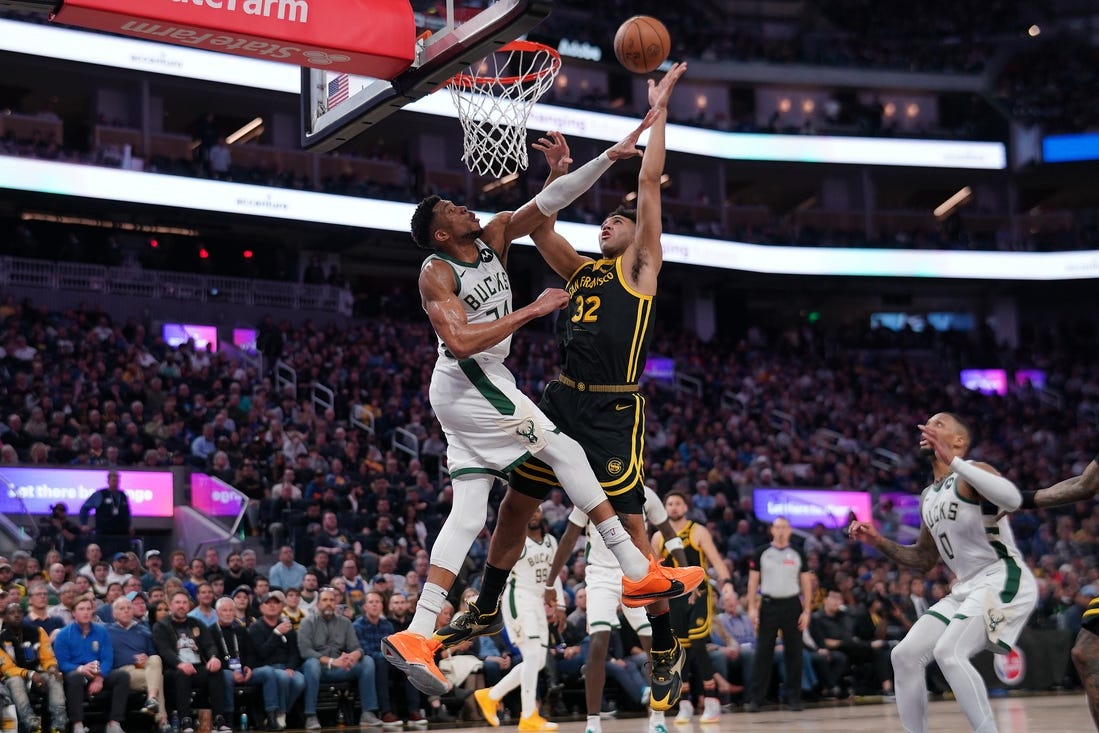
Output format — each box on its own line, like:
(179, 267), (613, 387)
(452, 62), (694, 715)
(381, 89), (704, 702)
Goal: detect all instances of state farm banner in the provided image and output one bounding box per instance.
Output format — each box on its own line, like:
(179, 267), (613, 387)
(52, 0), (415, 78)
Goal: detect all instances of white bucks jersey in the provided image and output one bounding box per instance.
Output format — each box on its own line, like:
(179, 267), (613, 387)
(920, 469), (1024, 582)
(423, 239), (512, 363)
(585, 486), (667, 569)
(511, 533), (559, 595)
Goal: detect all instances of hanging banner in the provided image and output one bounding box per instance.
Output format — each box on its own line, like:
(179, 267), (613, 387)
(51, 0), (415, 79)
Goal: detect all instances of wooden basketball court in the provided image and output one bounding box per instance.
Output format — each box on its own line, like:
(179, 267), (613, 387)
(443, 694), (1092, 733)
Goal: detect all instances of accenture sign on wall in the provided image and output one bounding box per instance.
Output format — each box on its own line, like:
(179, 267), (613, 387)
(51, 0), (415, 78)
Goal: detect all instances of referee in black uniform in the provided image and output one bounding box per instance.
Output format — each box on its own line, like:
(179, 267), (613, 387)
(745, 516), (813, 712)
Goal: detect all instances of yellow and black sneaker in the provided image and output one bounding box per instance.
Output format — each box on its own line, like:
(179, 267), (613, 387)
(433, 598), (503, 647)
(648, 639), (685, 711)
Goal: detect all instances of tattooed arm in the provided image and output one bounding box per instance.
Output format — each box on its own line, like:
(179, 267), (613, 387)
(1030, 458), (1099, 509)
(848, 521), (940, 573)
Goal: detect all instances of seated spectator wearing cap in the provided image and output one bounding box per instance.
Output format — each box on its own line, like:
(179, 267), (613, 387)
(141, 551), (168, 592)
(126, 591), (151, 628)
(0, 562), (21, 596)
(297, 587), (382, 730)
(0, 601), (66, 733)
(107, 595), (170, 732)
(153, 591), (230, 733)
(54, 596), (131, 733)
(230, 587), (255, 625)
(248, 591), (305, 731)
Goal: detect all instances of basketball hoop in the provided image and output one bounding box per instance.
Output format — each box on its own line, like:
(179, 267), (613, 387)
(447, 40), (561, 178)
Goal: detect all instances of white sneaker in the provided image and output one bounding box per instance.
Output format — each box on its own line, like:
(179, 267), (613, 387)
(674, 700), (693, 725)
(648, 715), (669, 733)
(699, 698), (720, 724)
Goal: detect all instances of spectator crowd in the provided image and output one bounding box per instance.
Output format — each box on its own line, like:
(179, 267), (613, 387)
(0, 294), (1096, 726)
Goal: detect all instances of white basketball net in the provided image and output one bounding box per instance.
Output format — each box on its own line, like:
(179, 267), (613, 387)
(448, 41), (561, 178)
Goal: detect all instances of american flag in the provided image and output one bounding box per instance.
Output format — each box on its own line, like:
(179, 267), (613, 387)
(328, 73), (349, 109)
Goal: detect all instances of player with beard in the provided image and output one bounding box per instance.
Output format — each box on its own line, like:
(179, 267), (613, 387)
(654, 492), (735, 728)
(545, 486), (689, 733)
(383, 94), (702, 698)
(849, 413), (1037, 733)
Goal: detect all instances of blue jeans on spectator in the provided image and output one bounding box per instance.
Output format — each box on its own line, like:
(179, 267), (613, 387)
(261, 664), (305, 714)
(366, 653), (419, 716)
(605, 658), (648, 706)
(301, 656), (377, 716)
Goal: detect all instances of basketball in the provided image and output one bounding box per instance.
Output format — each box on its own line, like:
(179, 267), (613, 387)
(613, 16), (670, 74)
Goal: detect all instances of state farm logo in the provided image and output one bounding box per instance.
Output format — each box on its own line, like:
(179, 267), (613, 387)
(993, 648), (1025, 686)
(120, 21), (350, 67)
(171, 0), (310, 24)
(303, 50), (350, 65)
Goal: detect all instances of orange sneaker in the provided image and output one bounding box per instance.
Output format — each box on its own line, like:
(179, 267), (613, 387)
(621, 557), (705, 608)
(381, 630), (451, 696)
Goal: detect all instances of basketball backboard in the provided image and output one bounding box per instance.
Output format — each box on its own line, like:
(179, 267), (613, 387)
(300, 0), (551, 152)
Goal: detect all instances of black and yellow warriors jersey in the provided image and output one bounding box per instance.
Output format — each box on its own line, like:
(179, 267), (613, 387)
(1084, 596), (1099, 634)
(673, 522), (707, 573)
(558, 257), (654, 384)
(662, 521), (712, 642)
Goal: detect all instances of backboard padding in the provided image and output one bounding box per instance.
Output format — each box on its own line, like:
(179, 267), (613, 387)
(301, 0), (551, 152)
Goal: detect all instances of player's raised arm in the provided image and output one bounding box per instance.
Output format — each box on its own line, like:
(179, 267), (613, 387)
(920, 423), (1021, 510)
(624, 61), (687, 294)
(1024, 454), (1099, 509)
(528, 131), (591, 281)
(500, 111), (658, 244)
(419, 261), (566, 359)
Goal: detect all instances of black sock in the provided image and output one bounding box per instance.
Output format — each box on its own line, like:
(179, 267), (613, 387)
(648, 609), (674, 650)
(475, 564), (509, 610)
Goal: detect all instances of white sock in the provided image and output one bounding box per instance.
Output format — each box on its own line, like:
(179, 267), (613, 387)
(595, 516), (649, 579)
(409, 582), (448, 638)
(650, 711), (665, 723)
(586, 715), (601, 732)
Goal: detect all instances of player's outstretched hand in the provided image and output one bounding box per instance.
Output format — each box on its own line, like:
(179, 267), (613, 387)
(531, 288), (570, 316)
(533, 131), (572, 174)
(847, 520), (881, 546)
(606, 114), (657, 161)
(648, 61), (687, 110)
(918, 423), (954, 466)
